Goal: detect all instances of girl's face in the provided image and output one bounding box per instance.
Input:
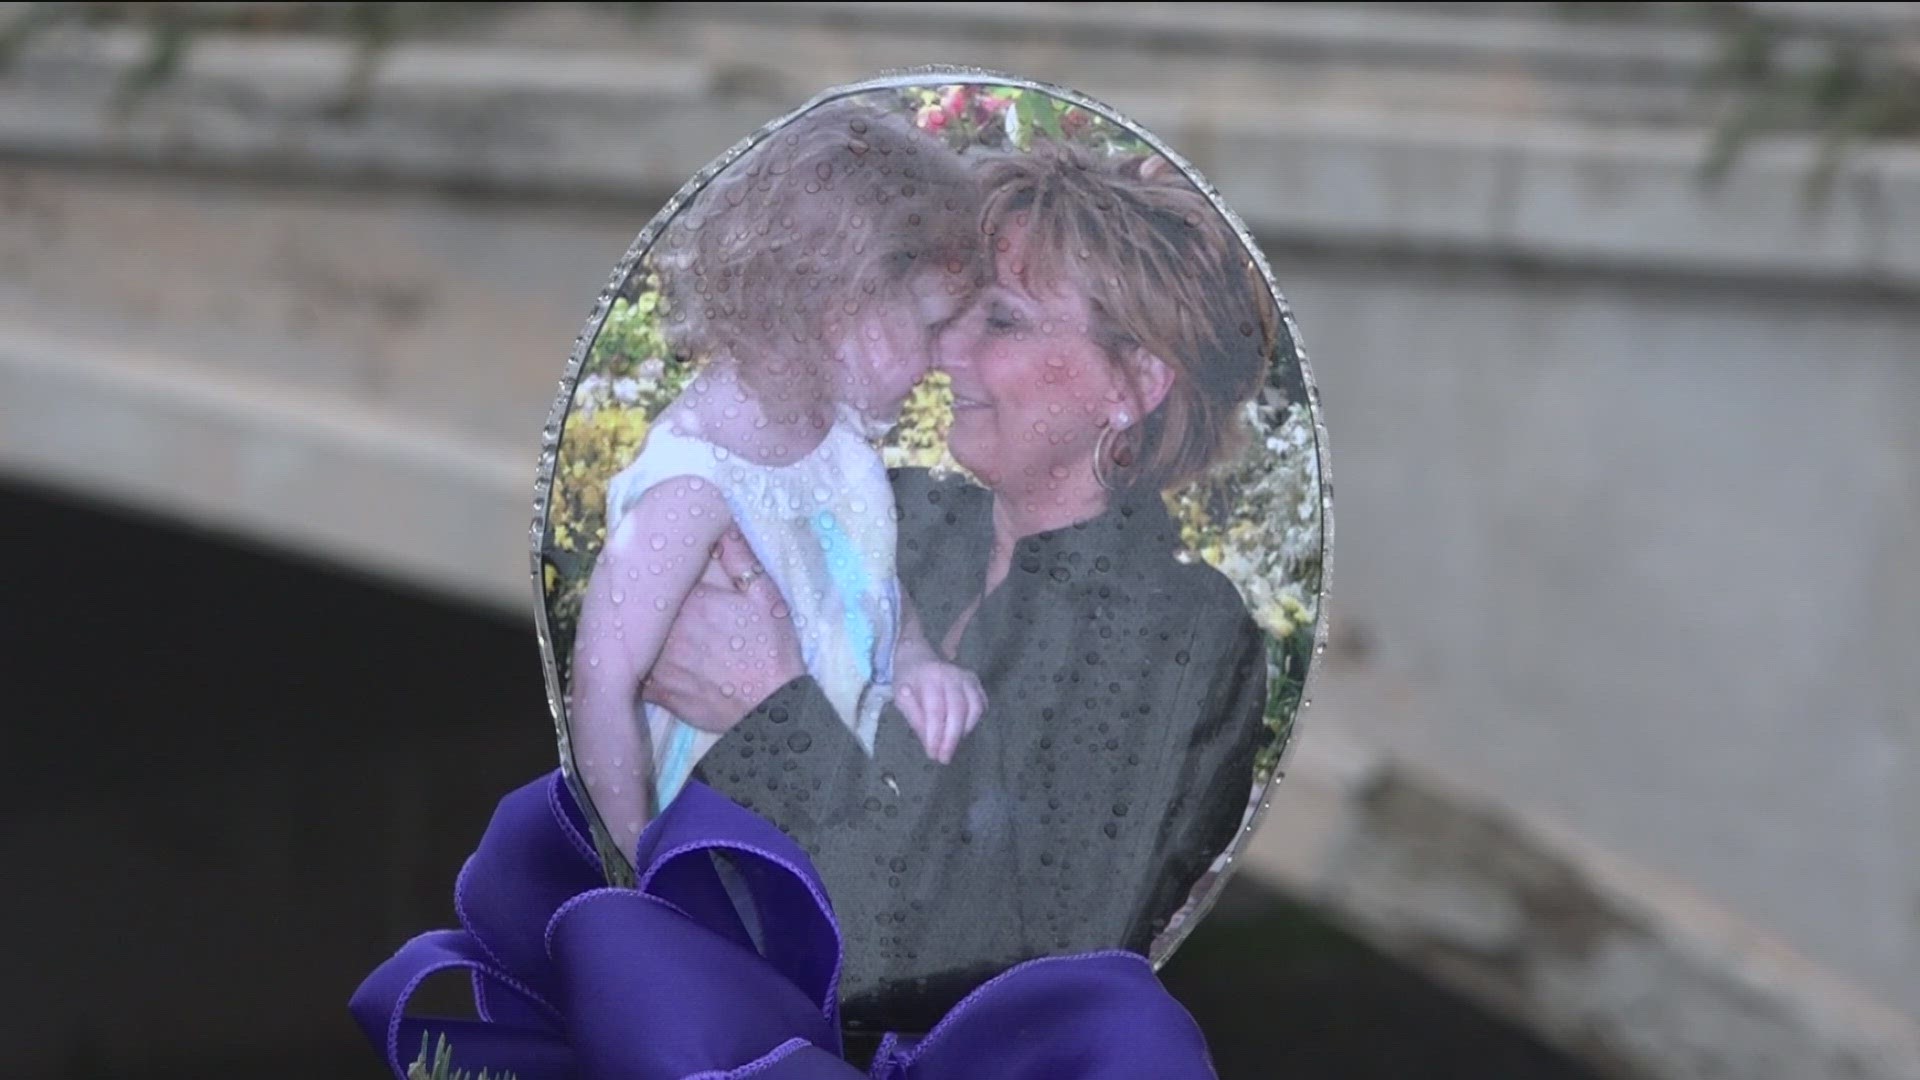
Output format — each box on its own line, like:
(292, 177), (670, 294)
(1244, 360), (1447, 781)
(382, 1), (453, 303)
(936, 219), (1129, 493)
(836, 265), (975, 424)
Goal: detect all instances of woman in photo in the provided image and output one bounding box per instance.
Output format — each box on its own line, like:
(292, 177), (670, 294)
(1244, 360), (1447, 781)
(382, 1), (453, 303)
(645, 139), (1276, 1027)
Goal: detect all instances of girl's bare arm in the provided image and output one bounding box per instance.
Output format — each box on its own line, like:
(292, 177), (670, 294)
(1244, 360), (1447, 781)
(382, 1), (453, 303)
(568, 475), (732, 862)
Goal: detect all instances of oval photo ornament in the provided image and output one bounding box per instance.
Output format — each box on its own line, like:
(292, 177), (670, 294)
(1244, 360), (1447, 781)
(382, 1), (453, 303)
(533, 70), (1330, 1034)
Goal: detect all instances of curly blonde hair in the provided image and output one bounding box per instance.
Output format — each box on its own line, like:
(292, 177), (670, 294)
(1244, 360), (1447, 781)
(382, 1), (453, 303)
(974, 141), (1275, 492)
(650, 95), (985, 406)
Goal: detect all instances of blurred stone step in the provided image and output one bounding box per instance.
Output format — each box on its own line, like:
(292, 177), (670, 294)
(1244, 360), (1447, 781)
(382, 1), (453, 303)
(3, 26), (1918, 292)
(696, 0), (1722, 81)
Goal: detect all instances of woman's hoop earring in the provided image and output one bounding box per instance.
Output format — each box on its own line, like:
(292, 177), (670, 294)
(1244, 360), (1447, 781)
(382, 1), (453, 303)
(1093, 419), (1135, 492)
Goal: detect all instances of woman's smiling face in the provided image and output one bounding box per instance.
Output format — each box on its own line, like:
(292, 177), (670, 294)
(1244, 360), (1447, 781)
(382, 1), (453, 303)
(937, 218), (1128, 495)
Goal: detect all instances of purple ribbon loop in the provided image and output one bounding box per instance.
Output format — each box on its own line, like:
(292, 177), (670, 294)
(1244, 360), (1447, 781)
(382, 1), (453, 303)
(349, 770), (1218, 1080)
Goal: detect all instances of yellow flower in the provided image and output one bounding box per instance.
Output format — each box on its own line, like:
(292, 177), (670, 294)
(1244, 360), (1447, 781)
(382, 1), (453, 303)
(1259, 607), (1296, 640)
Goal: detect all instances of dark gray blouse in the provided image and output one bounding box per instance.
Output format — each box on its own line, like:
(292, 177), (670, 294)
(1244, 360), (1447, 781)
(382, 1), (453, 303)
(693, 467), (1267, 1033)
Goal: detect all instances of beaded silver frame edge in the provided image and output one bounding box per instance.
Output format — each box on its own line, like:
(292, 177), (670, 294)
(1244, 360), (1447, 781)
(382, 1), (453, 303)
(527, 65), (1335, 974)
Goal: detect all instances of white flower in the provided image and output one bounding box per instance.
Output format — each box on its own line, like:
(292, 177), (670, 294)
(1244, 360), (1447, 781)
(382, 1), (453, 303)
(573, 374), (609, 415)
(612, 377), (642, 405)
(637, 358), (667, 384)
(1199, 400), (1324, 623)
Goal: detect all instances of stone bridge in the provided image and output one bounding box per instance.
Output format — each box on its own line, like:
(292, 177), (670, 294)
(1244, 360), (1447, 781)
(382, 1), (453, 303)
(2, 4), (1917, 1077)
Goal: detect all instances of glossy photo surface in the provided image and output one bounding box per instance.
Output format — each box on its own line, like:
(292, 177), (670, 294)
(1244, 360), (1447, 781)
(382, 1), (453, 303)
(533, 72), (1330, 1033)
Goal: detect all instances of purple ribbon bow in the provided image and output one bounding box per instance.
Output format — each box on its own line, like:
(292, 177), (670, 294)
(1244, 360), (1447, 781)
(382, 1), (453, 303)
(350, 770), (1218, 1079)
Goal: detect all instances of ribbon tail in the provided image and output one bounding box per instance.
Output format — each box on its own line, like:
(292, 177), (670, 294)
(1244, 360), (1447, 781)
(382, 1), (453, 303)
(350, 929), (574, 1080)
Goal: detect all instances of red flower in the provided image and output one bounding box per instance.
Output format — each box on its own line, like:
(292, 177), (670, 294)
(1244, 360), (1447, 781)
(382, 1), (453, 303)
(940, 85), (973, 119)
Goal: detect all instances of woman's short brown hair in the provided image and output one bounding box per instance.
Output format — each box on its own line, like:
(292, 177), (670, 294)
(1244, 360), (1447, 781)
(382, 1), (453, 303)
(651, 95), (983, 405)
(975, 141), (1275, 492)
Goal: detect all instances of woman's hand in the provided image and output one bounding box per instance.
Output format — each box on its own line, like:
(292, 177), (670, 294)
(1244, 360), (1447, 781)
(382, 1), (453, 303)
(642, 530), (806, 732)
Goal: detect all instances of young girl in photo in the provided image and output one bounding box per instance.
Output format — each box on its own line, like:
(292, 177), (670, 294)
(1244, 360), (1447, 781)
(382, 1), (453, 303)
(569, 97), (988, 861)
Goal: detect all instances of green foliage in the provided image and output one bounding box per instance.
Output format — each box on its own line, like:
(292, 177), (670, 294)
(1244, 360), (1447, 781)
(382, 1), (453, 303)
(1254, 618), (1316, 781)
(407, 1033), (518, 1080)
(0, 2), (661, 116)
(592, 280), (677, 382)
(1699, 6), (1920, 205)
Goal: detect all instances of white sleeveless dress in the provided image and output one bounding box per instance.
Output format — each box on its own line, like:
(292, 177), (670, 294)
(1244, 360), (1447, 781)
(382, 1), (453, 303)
(603, 410), (903, 812)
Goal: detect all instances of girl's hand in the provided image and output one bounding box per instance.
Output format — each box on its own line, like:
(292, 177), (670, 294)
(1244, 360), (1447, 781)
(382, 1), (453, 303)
(894, 659), (986, 764)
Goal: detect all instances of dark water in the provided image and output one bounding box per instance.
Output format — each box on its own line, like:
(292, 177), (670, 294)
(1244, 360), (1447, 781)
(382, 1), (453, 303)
(0, 481), (1596, 1080)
